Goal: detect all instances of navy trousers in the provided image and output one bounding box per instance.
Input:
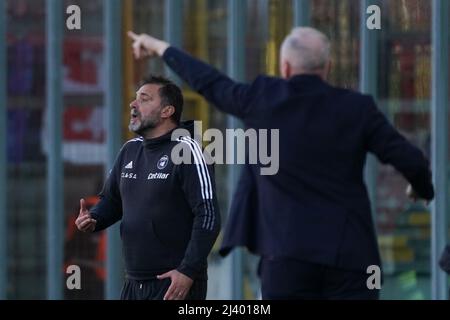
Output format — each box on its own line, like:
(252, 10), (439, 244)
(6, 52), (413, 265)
(259, 257), (380, 300)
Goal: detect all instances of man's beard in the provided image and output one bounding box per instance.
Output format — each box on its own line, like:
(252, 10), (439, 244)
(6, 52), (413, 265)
(129, 115), (161, 136)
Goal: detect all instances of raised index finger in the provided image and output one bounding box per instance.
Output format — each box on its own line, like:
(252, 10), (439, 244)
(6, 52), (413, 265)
(127, 31), (138, 40)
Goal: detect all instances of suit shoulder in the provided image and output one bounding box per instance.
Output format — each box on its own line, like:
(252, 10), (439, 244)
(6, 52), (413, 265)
(332, 87), (375, 106)
(328, 88), (377, 123)
(331, 86), (361, 97)
(251, 74), (285, 88)
(248, 75), (290, 102)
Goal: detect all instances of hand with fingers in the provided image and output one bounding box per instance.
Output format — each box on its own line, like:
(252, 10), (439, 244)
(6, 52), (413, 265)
(127, 31), (170, 59)
(157, 269), (194, 300)
(75, 198), (97, 232)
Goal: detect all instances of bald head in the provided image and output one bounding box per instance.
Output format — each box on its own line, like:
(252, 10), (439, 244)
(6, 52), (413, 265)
(280, 27), (331, 79)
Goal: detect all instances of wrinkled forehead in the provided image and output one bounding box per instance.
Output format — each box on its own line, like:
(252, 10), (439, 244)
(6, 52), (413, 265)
(136, 83), (162, 96)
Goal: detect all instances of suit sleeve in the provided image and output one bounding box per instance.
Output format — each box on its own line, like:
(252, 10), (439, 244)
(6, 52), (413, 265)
(176, 138), (221, 279)
(363, 95), (434, 200)
(163, 46), (255, 119)
(90, 153), (123, 231)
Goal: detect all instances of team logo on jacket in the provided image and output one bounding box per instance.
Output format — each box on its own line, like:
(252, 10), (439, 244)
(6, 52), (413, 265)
(157, 155), (169, 170)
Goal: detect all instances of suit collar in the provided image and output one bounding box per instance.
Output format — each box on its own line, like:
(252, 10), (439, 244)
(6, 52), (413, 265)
(288, 74), (330, 92)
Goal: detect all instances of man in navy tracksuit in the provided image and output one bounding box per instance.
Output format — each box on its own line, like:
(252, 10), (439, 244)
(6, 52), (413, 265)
(127, 28), (434, 299)
(75, 76), (220, 300)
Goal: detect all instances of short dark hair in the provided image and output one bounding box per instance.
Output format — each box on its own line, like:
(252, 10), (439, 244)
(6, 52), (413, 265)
(140, 75), (183, 124)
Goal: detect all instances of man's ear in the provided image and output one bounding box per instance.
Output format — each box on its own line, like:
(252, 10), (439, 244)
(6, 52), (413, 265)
(161, 105), (175, 119)
(323, 60), (332, 80)
(280, 60), (291, 79)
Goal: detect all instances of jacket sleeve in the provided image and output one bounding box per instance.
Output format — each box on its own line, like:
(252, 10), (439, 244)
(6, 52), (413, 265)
(163, 46), (255, 119)
(175, 138), (221, 279)
(90, 153), (123, 231)
(363, 95), (434, 200)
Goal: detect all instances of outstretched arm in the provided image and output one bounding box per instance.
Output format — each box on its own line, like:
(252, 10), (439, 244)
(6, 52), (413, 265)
(363, 96), (434, 201)
(127, 31), (253, 119)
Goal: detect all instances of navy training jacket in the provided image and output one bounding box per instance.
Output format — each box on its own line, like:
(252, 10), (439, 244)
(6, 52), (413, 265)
(90, 121), (221, 280)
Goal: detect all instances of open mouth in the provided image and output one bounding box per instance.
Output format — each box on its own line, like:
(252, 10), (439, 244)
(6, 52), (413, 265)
(130, 111), (139, 124)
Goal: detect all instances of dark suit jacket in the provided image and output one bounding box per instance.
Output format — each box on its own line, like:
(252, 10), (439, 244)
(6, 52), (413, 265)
(163, 47), (434, 271)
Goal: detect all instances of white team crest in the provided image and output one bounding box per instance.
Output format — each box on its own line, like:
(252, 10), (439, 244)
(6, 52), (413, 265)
(157, 155), (169, 170)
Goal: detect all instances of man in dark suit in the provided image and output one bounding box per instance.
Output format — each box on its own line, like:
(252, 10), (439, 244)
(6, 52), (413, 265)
(128, 27), (434, 299)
